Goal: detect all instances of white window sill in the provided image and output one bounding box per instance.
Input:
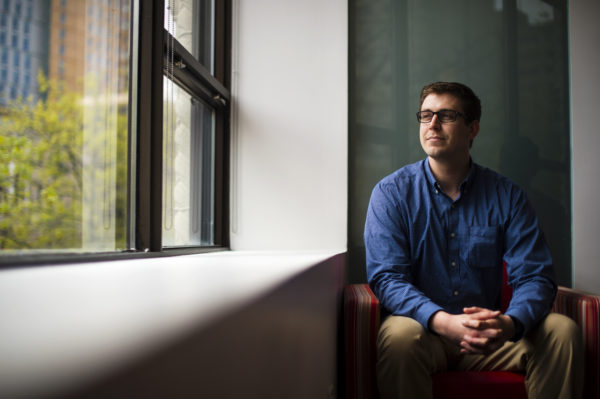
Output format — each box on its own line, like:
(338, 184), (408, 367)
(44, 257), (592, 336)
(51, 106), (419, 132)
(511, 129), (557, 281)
(0, 250), (344, 397)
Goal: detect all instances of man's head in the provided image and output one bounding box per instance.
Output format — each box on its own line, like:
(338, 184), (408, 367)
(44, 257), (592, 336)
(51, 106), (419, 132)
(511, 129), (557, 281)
(418, 82), (481, 160)
(419, 82), (481, 124)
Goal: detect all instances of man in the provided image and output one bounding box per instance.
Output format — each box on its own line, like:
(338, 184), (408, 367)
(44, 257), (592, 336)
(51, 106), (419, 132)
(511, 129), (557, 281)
(364, 82), (583, 399)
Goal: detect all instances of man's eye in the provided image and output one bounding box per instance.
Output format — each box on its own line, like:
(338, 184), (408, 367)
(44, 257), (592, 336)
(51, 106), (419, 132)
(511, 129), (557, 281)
(438, 111), (454, 121)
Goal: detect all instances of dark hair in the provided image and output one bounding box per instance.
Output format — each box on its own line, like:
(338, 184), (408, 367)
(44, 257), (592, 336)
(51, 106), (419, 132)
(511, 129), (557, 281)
(419, 82), (481, 123)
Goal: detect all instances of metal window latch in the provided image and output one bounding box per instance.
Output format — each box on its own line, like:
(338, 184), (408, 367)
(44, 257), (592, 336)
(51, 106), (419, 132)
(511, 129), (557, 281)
(213, 94), (227, 106)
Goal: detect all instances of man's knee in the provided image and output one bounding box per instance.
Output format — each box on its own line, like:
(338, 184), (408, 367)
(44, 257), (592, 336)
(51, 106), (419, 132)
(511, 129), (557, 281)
(377, 316), (429, 358)
(529, 312), (583, 357)
(524, 313), (584, 398)
(376, 316), (439, 398)
(538, 313), (581, 343)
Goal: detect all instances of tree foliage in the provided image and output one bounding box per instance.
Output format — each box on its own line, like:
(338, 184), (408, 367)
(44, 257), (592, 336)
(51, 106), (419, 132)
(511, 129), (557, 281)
(0, 74), (84, 250)
(1, 71), (131, 252)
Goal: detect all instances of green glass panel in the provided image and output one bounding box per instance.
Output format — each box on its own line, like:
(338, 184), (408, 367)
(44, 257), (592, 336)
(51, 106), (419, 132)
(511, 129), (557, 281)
(349, 0), (571, 285)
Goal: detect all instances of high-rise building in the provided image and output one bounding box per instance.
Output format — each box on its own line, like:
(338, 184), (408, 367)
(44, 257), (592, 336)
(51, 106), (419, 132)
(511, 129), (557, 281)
(0, 0), (50, 107)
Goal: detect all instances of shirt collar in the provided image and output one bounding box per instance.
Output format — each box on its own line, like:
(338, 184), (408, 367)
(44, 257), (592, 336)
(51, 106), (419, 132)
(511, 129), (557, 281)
(422, 158), (477, 194)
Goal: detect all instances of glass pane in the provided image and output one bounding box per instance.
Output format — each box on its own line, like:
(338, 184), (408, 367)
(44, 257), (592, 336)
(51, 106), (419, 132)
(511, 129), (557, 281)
(162, 78), (215, 247)
(164, 0), (214, 73)
(349, 0), (571, 285)
(0, 0), (131, 252)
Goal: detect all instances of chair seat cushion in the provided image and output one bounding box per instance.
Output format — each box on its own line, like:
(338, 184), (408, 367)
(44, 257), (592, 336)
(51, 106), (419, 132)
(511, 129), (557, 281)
(433, 371), (527, 399)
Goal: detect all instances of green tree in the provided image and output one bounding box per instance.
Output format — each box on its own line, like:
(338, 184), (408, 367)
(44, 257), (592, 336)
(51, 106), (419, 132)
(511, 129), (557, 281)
(0, 73), (83, 250)
(1, 71), (130, 252)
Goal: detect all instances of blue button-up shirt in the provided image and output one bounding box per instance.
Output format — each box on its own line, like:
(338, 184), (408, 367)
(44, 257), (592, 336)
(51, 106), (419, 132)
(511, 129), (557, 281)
(364, 159), (556, 337)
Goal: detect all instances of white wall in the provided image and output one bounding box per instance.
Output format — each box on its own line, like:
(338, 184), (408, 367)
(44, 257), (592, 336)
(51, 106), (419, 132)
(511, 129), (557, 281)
(570, 0), (600, 294)
(230, 0), (348, 251)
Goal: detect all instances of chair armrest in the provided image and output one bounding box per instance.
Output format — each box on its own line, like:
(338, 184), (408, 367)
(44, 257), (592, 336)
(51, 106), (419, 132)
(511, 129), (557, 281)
(553, 287), (600, 399)
(344, 284), (380, 399)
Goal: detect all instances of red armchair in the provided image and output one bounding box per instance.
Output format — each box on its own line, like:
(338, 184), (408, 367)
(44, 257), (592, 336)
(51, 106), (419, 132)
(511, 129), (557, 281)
(344, 283), (600, 399)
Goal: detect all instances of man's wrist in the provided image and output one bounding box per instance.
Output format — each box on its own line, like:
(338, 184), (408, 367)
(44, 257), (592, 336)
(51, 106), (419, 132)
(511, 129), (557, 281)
(428, 310), (449, 336)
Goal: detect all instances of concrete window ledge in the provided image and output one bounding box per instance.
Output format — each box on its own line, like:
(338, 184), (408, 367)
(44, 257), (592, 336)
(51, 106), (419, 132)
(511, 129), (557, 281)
(0, 250), (346, 399)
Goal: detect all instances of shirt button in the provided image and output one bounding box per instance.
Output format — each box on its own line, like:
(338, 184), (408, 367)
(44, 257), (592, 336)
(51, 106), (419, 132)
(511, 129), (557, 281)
(451, 261), (456, 267)
(450, 232), (456, 238)
(453, 290), (459, 296)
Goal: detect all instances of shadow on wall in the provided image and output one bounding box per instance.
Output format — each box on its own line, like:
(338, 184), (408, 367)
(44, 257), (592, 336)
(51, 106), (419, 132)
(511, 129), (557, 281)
(499, 135), (571, 286)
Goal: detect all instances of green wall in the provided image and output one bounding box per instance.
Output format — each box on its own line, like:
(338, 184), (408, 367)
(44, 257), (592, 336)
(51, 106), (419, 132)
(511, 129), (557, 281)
(348, 0), (571, 286)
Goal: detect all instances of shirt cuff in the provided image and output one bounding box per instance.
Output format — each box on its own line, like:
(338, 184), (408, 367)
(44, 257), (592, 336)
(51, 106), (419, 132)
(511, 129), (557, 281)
(509, 315), (524, 341)
(416, 302), (444, 332)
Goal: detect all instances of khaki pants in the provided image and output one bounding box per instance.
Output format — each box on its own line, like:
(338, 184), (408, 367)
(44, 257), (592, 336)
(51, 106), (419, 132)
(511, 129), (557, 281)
(376, 313), (583, 399)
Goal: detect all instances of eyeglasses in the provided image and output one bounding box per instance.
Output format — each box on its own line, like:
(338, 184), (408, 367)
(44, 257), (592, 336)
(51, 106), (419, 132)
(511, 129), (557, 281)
(416, 109), (467, 123)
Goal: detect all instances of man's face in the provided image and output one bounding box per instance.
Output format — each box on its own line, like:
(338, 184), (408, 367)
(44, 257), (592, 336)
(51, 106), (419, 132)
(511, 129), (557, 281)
(419, 93), (479, 162)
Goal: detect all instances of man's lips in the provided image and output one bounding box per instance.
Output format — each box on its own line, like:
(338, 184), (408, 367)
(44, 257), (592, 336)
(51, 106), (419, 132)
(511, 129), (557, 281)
(426, 136), (445, 141)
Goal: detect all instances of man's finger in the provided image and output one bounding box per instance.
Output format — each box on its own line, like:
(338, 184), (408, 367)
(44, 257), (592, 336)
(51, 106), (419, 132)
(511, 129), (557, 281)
(463, 335), (489, 347)
(462, 319), (503, 334)
(462, 319), (485, 329)
(463, 307), (501, 318)
(460, 340), (485, 355)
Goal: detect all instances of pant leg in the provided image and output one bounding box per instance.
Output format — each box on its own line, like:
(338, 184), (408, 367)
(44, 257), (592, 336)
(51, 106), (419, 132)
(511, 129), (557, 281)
(376, 315), (449, 399)
(455, 313), (584, 399)
(524, 313), (583, 399)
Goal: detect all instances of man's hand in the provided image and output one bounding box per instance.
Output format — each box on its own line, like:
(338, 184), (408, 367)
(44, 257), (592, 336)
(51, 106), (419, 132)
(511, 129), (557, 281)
(460, 307), (515, 354)
(429, 307), (515, 355)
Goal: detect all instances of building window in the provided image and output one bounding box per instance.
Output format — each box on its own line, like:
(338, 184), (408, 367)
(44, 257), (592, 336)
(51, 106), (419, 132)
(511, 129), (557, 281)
(0, 1), (230, 261)
(161, 0), (229, 248)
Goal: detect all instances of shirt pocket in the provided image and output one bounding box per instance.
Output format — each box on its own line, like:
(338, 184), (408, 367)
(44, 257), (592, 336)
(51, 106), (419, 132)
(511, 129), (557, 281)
(465, 225), (502, 269)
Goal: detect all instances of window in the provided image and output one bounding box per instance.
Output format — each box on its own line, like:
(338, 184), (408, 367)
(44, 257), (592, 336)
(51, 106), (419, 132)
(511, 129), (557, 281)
(0, 1), (230, 262)
(161, 0), (229, 247)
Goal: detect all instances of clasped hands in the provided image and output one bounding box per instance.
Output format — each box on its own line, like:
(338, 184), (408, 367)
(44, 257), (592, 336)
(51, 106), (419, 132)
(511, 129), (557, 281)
(430, 307), (515, 355)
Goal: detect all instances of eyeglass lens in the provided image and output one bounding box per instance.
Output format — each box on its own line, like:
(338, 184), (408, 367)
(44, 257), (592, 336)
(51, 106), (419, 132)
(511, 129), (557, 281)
(417, 110), (457, 123)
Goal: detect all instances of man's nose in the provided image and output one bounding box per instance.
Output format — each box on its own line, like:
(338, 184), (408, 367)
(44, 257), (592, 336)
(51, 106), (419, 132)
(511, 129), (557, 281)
(429, 114), (441, 127)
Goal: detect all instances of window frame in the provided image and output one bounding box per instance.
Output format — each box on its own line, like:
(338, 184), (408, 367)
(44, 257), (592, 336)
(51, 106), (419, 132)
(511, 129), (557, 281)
(0, 0), (231, 267)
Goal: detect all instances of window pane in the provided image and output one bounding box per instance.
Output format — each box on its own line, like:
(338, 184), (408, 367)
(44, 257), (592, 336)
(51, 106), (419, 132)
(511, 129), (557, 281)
(162, 78), (215, 247)
(0, 1), (131, 252)
(348, 0), (571, 285)
(164, 0), (214, 73)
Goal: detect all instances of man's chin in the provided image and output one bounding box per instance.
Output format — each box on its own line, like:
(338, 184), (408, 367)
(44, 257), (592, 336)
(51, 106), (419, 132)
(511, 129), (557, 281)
(423, 148), (447, 159)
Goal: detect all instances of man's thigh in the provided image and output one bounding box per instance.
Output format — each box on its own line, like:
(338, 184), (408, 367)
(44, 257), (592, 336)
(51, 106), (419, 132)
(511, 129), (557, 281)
(377, 315), (454, 373)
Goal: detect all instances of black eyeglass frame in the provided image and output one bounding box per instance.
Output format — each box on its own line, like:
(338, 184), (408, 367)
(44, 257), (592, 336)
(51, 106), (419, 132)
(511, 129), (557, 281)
(416, 109), (468, 123)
